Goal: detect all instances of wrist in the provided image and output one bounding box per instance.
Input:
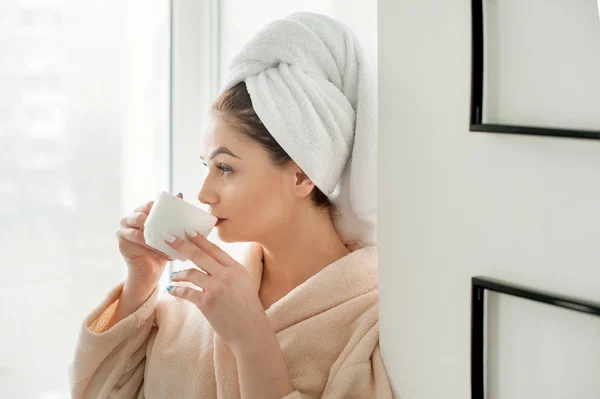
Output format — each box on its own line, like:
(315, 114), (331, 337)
(103, 278), (158, 330)
(123, 276), (158, 301)
(125, 268), (160, 287)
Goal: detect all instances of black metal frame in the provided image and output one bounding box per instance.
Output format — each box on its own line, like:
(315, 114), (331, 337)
(471, 276), (600, 399)
(469, 0), (600, 140)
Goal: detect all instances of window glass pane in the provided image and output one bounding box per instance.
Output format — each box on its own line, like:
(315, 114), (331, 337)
(0, 1), (170, 397)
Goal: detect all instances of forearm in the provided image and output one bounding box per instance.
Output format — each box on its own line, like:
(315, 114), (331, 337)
(233, 326), (295, 399)
(107, 278), (157, 329)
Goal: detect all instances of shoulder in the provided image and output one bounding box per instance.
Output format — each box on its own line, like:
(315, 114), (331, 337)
(338, 245), (380, 347)
(346, 244), (378, 270)
(338, 244), (379, 294)
(353, 244), (378, 264)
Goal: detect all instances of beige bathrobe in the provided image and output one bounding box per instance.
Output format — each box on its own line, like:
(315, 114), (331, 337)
(68, 244), (392, 398)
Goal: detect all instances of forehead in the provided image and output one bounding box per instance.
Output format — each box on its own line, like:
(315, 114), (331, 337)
(201, 116), (262, 161)
(202, 117), (241, 149)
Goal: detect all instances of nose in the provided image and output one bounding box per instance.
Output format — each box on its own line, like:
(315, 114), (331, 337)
(197, 178), (218, 206)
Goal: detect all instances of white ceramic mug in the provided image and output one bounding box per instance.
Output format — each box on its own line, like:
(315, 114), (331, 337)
(143, 190), (218, 260)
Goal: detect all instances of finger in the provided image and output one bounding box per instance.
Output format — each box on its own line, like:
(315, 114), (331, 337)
(135, 246), (174, 262)
(184, 228), (237, 267)
(118, 227), (147, 246)
(118, 228), (175, 261)
(166, 284), (203, 303)
(118, 236), (174, 262)
(163, 234), (220, 275)
(131, 193), (181, 217)
(133, 200), (154, 214)
(121, 212), (147, 229)
(170, 267), (212, 290)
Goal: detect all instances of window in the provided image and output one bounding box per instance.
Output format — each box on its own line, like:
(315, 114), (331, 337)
(0, 1), (170, 397)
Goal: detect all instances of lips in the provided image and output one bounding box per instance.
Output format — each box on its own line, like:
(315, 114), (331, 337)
(215, 218), (226, 226)
(210, 212), (226, 225)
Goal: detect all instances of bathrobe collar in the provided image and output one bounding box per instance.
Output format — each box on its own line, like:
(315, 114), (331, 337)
(242, 243), (378, 333)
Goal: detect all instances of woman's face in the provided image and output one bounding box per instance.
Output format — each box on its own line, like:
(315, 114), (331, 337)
(198, 116), (304, 243)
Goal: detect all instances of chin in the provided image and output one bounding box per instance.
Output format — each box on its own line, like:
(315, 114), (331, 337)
(215, 224), (240, 243)
(215, 223), (257, 244)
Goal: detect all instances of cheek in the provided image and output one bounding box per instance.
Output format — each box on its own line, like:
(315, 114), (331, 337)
(226, 176), (288, 232)
(251, 192), (287, 227)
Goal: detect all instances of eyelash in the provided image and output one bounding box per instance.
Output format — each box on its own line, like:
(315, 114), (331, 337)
(202, 162), (232, 176)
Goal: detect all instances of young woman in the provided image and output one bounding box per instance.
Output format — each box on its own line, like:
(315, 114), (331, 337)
(70, 12), (391, 399)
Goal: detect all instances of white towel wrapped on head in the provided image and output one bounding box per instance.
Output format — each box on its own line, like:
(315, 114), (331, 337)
(218, 12), (377, 248)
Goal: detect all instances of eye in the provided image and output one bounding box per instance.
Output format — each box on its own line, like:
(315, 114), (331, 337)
(216, 164), (232, 176)
(202, 161), (232, 176)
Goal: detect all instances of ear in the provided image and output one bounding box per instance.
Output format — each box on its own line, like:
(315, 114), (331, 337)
(291, 168), (315, 199)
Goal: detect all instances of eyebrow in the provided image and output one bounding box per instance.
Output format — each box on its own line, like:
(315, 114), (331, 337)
(200, 147), (241, 162)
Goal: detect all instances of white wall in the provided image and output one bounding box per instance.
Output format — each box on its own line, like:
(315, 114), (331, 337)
(378, 0), (600, 397)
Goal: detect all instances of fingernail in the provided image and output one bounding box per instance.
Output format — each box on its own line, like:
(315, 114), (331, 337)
(166, 285), (174, 292)
(177, 192), (183, 198)
(170, 271), (177, 278)
(163, 234), (176, 243)
(185, 227), (198, 237)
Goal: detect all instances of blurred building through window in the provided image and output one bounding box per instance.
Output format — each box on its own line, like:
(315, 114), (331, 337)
(0, 1), (170, 397)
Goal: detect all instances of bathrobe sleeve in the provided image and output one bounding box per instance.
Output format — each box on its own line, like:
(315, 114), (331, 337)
(68, 281), (160, 399)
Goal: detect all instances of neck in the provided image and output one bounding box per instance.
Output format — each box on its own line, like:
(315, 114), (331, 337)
(258, 206), (351, 294)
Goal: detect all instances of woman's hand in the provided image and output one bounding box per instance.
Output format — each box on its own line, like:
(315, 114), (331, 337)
(163, 230), (270, 354)
(117, 196), (184, 285)
(106, 194), (182, 330)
